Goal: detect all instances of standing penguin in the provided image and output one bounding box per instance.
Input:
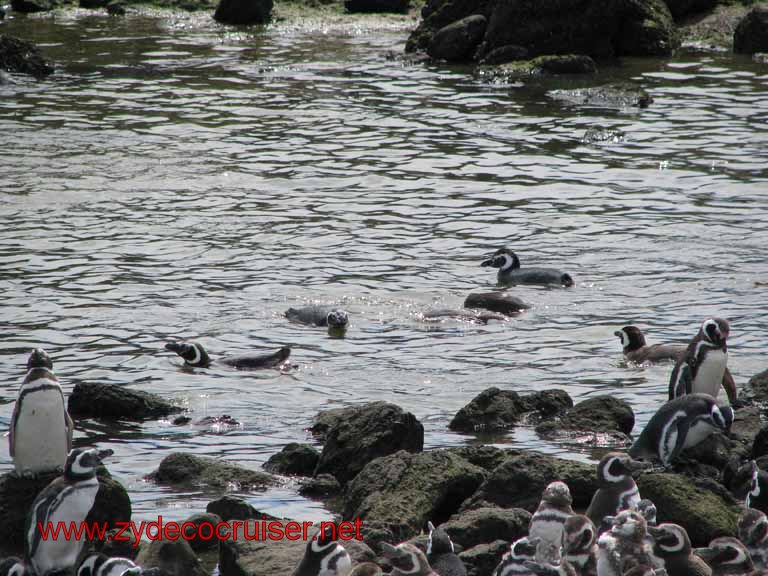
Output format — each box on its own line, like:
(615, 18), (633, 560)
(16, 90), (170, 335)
(291, 524), (351, 576)
(694, 537), (758, 576)
(382, 542), (438, 576)
(561, 515), (597, 576)
(669, 318), (736, 404)
(629, 394), (734, 467)
(596, 511), (659, 576)
(492, 537), (539, 576)
(736, 508), (768, 572)
(9, 348), (73, 477)
(646, 523), (711, 576)
(426, 521), (466, 576)
(585, 453), (645, 532)
(529, 481), (575, 563)
(25, 448), (102, 576)
(745, 461), (768, 514)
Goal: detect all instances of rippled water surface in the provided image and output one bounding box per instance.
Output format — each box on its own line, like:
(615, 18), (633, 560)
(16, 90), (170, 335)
(1, 8), (768, 529)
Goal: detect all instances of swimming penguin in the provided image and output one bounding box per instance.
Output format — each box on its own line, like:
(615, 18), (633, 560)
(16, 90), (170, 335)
(669, 318), (736, 404)
(347, 563), (384, 576)
(694, 537), (758, 576)
(745, 461), (768, 514)
(481, 248), (574, 288)
(285, 305), (349, 337)
(463, 292), (530, 316)
(636, 500), (657, 527)
(561, 515), (597, 576)
(529, 481), (575, 564)
(25, 448), (102, 576)
(291, 524), (352, 576)
(585, 452), (645, 532)
(9, 348), (73, 477)
(737, 508), (768, 572)
(381, 542), (438, 576)
(77, 553), (141, 576)
(615, 326), (685, 364)
(628, 394), (734, 467)
(426, 521), (466, 576)
(492, 537), (540, 576)
(164, 341), (291, 370)
(596, 510), (659, 576)
(646, 523), (711, 576)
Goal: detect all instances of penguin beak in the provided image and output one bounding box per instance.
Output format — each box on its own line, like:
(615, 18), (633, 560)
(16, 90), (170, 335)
(481, 258), (493, 267)
(613, 330), (622, 338)
(627, 458), (651, 473)
(165, 342), (182, 353)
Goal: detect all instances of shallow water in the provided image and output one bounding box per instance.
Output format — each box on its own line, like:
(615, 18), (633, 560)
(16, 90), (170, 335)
(1, 7), (767, 531)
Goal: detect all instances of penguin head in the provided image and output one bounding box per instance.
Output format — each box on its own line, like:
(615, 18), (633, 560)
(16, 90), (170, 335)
(0, 558), (28, 576)
(562, 515), (596, 554)
(694, 537), (753, 569)
(165, 341), (211, 368)
(77, 553), (107, 576)
(381, 542), (432, 576)
(614, 326), (645, 352)
(509, 536), (539, 561)
(481, 248), (520, 271)
(710, 404), (734, 432)
(64, 448), (101, 480)
(701, 317), (729, 347)
(608, 510), (646, 541)
(326, 310), (349, 330)
(26, 348), (53, 371)
(636, 498), (657, 526)
(597, 452), (647, 485)
(426, 521), (454, 556)
(737, 508), (768, 546)
(647, 523), (691, 556)
(540, 480), (572, 507)
(747, 461), (762, 506)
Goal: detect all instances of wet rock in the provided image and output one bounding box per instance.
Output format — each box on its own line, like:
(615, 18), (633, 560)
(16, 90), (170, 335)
(10, 0), (57, 12)
(449, 387), (572, 432)
(548, 83), (654, 109)
(731, 405), (762, 446)
(309, 406), (349, 440)
(447, 445), (513, 472)
(753, 425), (768, 460)
(461, 451), (596, 512)
(734, 7), (768, 54)
(96, 527), (140, 559)
(487, 54), (597, 78)
(298, 473), (342, 499)
(79, 0), (108, 8)
(106, 0), (126, 14)
(459, 540), (509, 576)
(263, 443), (319, 476)
(582, 127), (626, 144)
(213, 0), (272, 25)
(0, 35), (54, 78)
(149, 453), (276, 490)
(746, 367), (768, 407)
(206, 495), (276, 521)
(464, 292), (530, 315)
(136, 538), (206, 576)
(182, 512), (223, 552)
(315, 401), (424, 485)
(537, 395), (635, 436)
(345, 0), (409, 13)
(664, 0), (716, 21)
(343, 449), (487, 542)
(87, 471), (133, 535)
(443, 507), (530, 549)
(478, 44), (528, 65)
(427, 15), (487, 62)
(68, 382), (183, 421)
(636, 472), (740, 547)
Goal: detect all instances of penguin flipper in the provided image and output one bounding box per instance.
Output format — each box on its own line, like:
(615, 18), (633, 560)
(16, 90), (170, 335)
(667, 419), (692, 465)
(9, 401), (18, 457)
(669, 362), (692, 400)
(65, 409), (74, 452)
(723, 368), (737, 404)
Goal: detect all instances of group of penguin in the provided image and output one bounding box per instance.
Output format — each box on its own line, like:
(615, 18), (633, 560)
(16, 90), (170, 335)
(2, 247), (762, 576)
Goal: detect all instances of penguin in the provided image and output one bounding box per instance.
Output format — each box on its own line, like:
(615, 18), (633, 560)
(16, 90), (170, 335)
(628, 394), (734, 467)
(745, 461), (768, 514)
(426, 521), (466, 576)
(77, 553), (141, 576)
(492, 536), (539, 576)
(347, 563), (384, 576)
(523, 559), (577, 576)
(285, 305), (349, 337)
(615, 326), (684, 364)
(529, 481), (575, 564)
(164, 341), (291, 370)
(736, 508), (768, 572)
(646, 523), (711, 576)
(637, 500), (657, 527)
(668, 318), (736, 404)
(25, 448), (102, 576)
(596, 510), (659, 576)
(9, 348), (74, 477)
(585, 452), (646, 532)
(381, 542), (438, 576)
(291, 523), (352, 576)
(561, 515), (598, 576)
(693, 537), (758, 576)
(481, 248), (574, 287)
(464, 292), (530, 316)
(0, 558), (27, 576)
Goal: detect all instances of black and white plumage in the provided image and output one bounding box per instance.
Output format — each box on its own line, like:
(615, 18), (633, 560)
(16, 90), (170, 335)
(524, 559), (577, 576)
(9, 348), (74, 477)
(529, 481), (575, 564)
(0, 558), (28, 576)
(737, 508), (768, 572)
(562, 515), (597, 576)
(586, 453), (645, 532)
(615, 326), (685, 364)
(647, 523), (711, 576)
(596, 510), (659, 576)
(694, 537), (758, 576)
(347, 563), (384, 576)
(25, 448), (102, 576)
(165, 341), (291, 370)
(426, 521), (466, 576)
(745, 461), (768, 514)
(285, 305), (349, 336)
(636, 500), (657, 528)
(381, 542), (437, 576)
(668, 318), (735, 404)
(481, 248), (574, 288)
(629, 394), (734, 467)
(291, 524), (352, 576)
(492, 537), (539, 576)
(77, 552), (141, 576)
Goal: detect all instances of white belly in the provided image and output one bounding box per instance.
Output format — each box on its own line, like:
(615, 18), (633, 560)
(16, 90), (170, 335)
(102, 558), (138, 576)
(13, 389), (69, 475)
(692, 349), (727, 399)
(682, 419), (716, 450)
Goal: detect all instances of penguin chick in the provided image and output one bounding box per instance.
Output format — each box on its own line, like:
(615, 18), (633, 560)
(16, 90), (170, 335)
(381, 542), (437, 576)
(597, 510), (658, 576)
(529, 481), (575, 564)
(165, 341), (291, 370)
(492, 537), (540, 576)
(426, 521), (466, 576)
(291, 523), (352, 576)
(586, 453), (646, 532)
(736, 508), (768, 572)
(562, 515), (597, 576)
(646, 523), (711, 576)
(636, 500), (657, 527)
(694, 537), (758, 576)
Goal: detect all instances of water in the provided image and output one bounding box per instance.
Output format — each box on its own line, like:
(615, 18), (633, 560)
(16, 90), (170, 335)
(1, 7), (767, 529)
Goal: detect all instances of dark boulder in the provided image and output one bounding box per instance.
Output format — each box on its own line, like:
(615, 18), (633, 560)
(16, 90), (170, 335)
(314, 401), (424, 485)
(478, 44), (528, 65)
(309, 406), (349, 440)
(532, 54), (597, 75)
(79, 0), (108, 8)
(345, 0), (409, 13)
(263, 443), (319, 476)
(10, 0), (58, 12)
(464, 292), (529, 315)
(459, 540), (509, 576)
(68, 382), (183, 421)
(427, 14), (487, 61)
(96, 527), (140, 559)
(447, 445), (514, 472)
(537, 395), (635, 435)
(0, 35), (53, 78)
(734, 7), (768, 54)
(149, 452), (276, 490)
(663, 0), (716, 21)
(206, 495), (277, 521)
(135, 538), (207, 576)
(181, 512), (223, 552)
(213, 0), (272, 25)
(298, 473), (343, 499)
(443, 506), (530, 549)
(106, 1), (126, 14)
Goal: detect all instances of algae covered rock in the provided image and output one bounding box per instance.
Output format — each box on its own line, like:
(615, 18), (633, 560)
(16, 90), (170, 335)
(0, 35), (54, 78)
(136, 538), (207, 576)
(459, 540), (509, 576)
(213, 0), (272, 25)
(69, 382), (183, 421)
(443, 506), (530, 549)
(536, 395), (635, 442)
(150, 452), (276, 490)
(427, 14), (487, 61)
(206, 495), (277, 521)
(345, 0), (409, 13)
(734, 7), (768, 54)
(263, 443), (319, 476)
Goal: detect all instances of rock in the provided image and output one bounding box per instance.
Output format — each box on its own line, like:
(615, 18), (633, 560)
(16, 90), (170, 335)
(149, 453), (276, 490)
(309, 407), (349, 440)
(464, 292), (530, 315)
(298, 473), (342, 499)
(449, 387), (572, 433)
(663, 0), (716, 21)
(0, 35), (54, 78)
(459, 540), (509, 576)
(343, 449), (487, 542)
(531, 54), (597, 74)
(79, 0), (107, 8)
(753, 425), (768, 459)
(636, 472), (740, 547)
(548, 83), (654, 109)
(734, 7), (768, 54)
(213, 0), (272, 25)
(345, 0), (409, 13)
(87, 470), (133, 534)
(263, 443), (319, 476)
(96, 527), (140, 559)
(746, 368), (768, 407)
(206, 495), (274, 521)
(478, 44), (528, 64)
(181, 512), (223, 552)
(427, 15), (487, 61)
(443, 507), (530, 549)
(447, 445), (514, 472)
(10, 0), (57, 12)
(540, 395), (635, 435)
(106, 0), (126, 14)
(68, 382), (183, 421)
(583, 127), (626, 144)
(461, 451), (596, 512)
(315, 401), (424, 486)
(135, 538), (206, 576)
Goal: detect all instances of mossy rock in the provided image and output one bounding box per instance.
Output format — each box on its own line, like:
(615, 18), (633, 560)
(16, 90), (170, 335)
(150, 453), (276, 490)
